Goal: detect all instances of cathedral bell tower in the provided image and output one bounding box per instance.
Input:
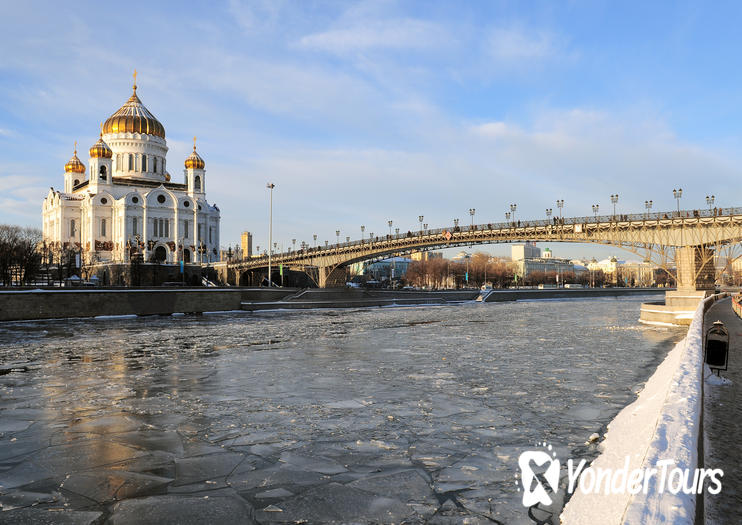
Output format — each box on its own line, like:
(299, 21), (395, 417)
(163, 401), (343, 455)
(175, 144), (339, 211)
(63, 143), (86, 192)
(88, 130), (113, 192)
(184, 137), (206, 198)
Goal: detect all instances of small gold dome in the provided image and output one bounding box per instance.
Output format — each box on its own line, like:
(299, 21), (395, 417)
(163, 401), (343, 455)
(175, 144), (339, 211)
(185, 138), (205, 169)
(64, 144), (86, 174)
(165, 172), (171, 182)
(89, 133), (113, 158)
(101, 77), (165, 138)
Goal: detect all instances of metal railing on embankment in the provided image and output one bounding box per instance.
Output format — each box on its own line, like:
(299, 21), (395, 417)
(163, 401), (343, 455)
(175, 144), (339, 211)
(731, 293), (742, 319)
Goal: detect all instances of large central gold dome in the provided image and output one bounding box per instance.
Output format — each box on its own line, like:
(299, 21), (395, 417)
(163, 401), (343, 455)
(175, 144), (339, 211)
(101, 83), (165, 138)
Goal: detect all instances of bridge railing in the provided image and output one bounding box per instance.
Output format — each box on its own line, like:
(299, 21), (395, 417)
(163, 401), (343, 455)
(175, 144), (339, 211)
(235, 206), (742, 264)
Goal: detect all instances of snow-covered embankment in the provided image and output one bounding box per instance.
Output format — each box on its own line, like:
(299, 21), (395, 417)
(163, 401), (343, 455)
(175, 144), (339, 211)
(561, 295), (719, 524)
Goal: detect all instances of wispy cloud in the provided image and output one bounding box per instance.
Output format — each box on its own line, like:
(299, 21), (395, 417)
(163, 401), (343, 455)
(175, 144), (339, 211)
(299, 18), (449, 54)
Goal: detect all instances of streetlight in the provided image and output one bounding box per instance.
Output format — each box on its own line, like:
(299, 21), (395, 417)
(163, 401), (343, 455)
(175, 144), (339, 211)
(361, 225), (365, 241)
(346, 236), (350, 243)
(325, 240), (329, 248)
(388, 220), (393, 239)
(556, 199), (564, 220)
(505, 212), (511, 223)
(266, 182), (275, 286)
(469, 208), (476, 229)
(546, 208), (552, 223)
(336, 230), (340, 248)
(418, 215), (424, 233)
(453, 218), (459, 229)
(423, 223), (428, 232)
(706, 195), (715, 212)
(313, 234), (317, 248)
(592, 204), (599, 220)
(292, 239), (296, 252)
(673, 188), (683, 216)
(645, 200), (653, 219)
(610, 194), (619, 219)
(510, 204), (517, 224)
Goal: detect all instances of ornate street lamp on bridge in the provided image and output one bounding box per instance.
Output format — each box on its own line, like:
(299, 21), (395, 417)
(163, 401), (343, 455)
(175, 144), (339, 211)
(611, 194), (619, 219)
(546, 208), (552, 223)
(673, 188), (683, 217)
(510, 204), (517, 225)
(361, 225), (365, 242)
(556, 200), (564, 221)
(505, 212), (510, 223)
(592, 204), (599, 220)
(645, 200), (653, 218)
(706, 195), (715, 211)
(313, 234), (317, 248)
(418, 215), (424, 233)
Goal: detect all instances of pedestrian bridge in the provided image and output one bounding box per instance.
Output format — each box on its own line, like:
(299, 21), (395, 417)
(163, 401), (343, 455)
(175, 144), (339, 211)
(218, 207), (742, 289)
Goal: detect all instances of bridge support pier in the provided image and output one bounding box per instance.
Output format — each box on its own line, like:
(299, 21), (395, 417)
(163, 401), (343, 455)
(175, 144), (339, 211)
(640, 245), (715, 326)
(318, 266), (347, 288)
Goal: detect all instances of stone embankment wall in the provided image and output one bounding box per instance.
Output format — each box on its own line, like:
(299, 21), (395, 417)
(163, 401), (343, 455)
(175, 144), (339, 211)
(0, 288), (296, 322)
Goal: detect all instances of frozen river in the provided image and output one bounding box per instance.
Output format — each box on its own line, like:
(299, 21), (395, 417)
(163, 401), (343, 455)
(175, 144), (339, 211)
(0, 296), (684, 524)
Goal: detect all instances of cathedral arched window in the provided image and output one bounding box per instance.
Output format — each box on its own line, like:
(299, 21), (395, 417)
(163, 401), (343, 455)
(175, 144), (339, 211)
(194, 176), (202, 192)
(73, 179), (79, 187)
(128, 154), (133, 171)
(153, 157), (158, 173)
(99, 165), (107, 181)
(142, 155), (147, 172)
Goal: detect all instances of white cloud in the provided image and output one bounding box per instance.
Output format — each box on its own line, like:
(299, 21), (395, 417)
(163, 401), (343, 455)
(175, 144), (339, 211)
(483, 25), (571, 68)
(299, 18), (449, 54)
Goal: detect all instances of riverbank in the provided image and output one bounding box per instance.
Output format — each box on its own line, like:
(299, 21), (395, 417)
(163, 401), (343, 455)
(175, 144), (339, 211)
(0, 287), (668, 321)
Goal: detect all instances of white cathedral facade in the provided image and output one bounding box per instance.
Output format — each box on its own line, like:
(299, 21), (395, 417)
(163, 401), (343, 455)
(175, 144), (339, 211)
(42, 77), (220, 265)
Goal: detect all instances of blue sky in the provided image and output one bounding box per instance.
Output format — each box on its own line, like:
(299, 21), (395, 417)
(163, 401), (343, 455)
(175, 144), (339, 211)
(2, 1), (742, 260)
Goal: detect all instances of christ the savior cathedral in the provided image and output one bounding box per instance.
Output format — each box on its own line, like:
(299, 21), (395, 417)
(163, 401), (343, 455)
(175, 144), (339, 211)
(42, 75), (220, 266)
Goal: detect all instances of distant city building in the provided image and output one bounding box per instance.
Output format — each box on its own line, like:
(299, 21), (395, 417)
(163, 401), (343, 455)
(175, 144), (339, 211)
(241, 231), (253, 259)
(511, 242), (541, 261)
(350, 256), (411, 280)
(511, 243), (574, 278)
(410, 251), (443, 261)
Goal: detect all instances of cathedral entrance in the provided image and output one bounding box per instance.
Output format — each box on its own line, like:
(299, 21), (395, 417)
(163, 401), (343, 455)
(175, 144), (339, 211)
(154, 246), (166, 263)
(183, 249), (191, 263)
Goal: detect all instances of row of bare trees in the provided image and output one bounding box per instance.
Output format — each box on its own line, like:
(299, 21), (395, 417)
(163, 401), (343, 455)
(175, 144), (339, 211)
(403, 252), (617, 289)
(0, 225), (43, 286)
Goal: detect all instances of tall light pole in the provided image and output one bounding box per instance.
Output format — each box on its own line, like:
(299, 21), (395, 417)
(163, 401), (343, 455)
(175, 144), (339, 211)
(706, 195), (715, 212)
(423, 223), (428, 232)
(313, 234), (317, 248)
(556, 199), (564, 221)
(361, 225), (365, 241)
(546, 208), (552, 223)
(610, 194), (619, 219)
(388, 220), (393, 239)
(292, 238), (296, 252)
(266, 182), (275, 286)
(592, 204), (599, 220)
(469, 208), (476, 229)
(505, 212), (511, 223)
(510, 204), (517, 225)
(453, 218), (459, 229)
(644, 200), (653, 219)
(673, 188), (683, 216)
(336, 230), (340, 249)
(418, 215), (424, 233)
(388, 220), (394, 285)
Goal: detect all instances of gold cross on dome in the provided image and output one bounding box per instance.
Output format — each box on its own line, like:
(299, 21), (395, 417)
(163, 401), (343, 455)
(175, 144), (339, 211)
(193, 136), (197, 151)
(74, 141), (77, 154)
(133, 69), (138, 91)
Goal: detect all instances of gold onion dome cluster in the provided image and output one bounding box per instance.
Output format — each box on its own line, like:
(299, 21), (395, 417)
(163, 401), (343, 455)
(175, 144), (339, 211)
(101, 84), (165, 138)
(64, 147), (86, 174)
(184, 144), (205, 169)
(89, 133), (113, 158)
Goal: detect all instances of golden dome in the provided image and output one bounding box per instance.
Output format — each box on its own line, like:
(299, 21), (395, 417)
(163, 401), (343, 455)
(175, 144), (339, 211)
(184, 137), (205, 169)
(101, 77), (165, 138)
(89, 132), (113, 158)
(165, 172), (171, 182)
(64, 143), (86, 174)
